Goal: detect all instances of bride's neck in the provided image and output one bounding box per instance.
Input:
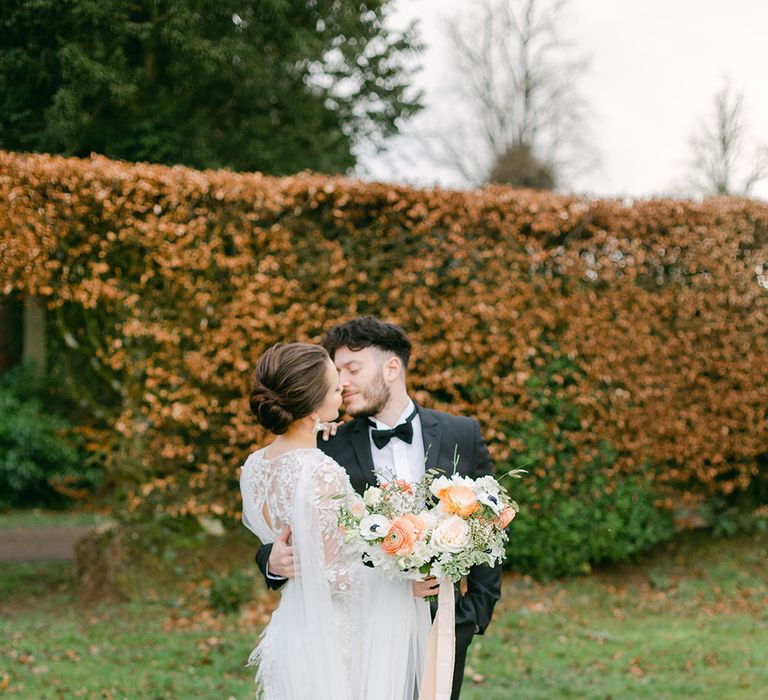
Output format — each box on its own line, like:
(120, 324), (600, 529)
(269, 420), (316, 452)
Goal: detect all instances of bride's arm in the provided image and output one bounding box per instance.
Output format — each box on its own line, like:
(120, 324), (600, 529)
(312, 460), (360, 592)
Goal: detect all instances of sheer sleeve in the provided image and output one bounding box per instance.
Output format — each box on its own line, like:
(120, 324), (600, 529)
(311, 456), (361, 592)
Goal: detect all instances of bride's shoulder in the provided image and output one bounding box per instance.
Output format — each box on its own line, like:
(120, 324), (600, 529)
(241, 447), (268, 468)
(311, 451), (350, 486)
(241, 447), (344, 477)
(239, 449), (268, 486)
(241, 448), (262, 469)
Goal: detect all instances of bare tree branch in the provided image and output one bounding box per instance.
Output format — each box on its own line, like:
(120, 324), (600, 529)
(687, 82), (768, 196)
(422, 0), (596, 189)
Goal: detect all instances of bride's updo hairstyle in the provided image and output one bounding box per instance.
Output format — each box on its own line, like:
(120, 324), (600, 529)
(249, 342), (331, 434)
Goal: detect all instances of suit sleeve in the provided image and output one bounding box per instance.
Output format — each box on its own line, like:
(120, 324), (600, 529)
(255, 542), (287, 591)
(454, 419), (502, 634)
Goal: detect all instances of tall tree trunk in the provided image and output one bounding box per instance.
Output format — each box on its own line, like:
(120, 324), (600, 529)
(0, 297), (24, 374)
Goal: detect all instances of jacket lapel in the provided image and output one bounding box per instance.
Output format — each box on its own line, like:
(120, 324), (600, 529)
(418, 405), (444, 474)
(349, 418), (378, 488)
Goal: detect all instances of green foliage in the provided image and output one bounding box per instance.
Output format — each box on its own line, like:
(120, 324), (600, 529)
(208, 569), (252, 614)
(0, 0), (423, 174)
(507, 466), (675, 579)
(703, 499), (768, 538)
(0, 365), (98, 508)
(503, 358), (675, 579)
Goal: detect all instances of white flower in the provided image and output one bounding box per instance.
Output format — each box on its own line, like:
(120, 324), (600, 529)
(413, 540), (432, 561)
(478, 491), (503, 514)
(359, 514), (390, 540)
(347, 498), (367, 519)
(363, 487), (383, 507)
(416, 509), (438, 532)
(488, 539), (505, 560)
(430, 515), (471, 553)
(429, 476), (451, 498)
(476, 475), (501, 493)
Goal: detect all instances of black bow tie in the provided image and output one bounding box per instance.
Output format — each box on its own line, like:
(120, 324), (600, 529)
(368, 406), (418, 450)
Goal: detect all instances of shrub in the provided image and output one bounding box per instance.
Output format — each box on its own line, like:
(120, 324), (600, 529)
(0, 365), (98, 508)
(502, 359), (675, 578)
(508, 468), (675, 579)
(208, 569), (253, 614)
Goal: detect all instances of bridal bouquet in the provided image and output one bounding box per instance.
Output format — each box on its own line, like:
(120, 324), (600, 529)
(338, 468), (521, 584)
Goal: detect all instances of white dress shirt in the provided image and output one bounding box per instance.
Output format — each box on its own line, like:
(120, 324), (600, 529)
(368, 398), (425, 484)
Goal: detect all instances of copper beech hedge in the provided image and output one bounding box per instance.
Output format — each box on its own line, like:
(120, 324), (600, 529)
(1, 151), (767, 519)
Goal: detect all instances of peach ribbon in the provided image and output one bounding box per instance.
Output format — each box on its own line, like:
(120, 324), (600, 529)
(418, 575), (455, 700)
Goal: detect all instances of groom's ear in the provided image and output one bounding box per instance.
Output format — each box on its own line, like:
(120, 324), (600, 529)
(383, 355), (403, 383)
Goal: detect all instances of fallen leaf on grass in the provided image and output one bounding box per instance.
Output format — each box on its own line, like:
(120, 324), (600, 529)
(464, 666), (486, 684)
(628, 657), (645, 678)
(581, 629), (622, 643)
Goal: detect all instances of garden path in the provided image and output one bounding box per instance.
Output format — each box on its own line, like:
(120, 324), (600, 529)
(0, 526), (94, 561)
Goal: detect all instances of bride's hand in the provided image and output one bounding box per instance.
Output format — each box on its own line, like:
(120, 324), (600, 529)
(318, 421), (344, 441)
(412, 577), (440, 599)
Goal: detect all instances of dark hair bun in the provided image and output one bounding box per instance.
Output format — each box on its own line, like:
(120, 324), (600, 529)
(249, 382), (295, 435)
(248, 342), (331, 435)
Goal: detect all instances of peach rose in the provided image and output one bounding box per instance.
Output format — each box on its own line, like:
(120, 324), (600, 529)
(439, 485), (480, 518)
(381, 515), (421, 556)
(431, 515), (471, 553)
(494, 506), (516, 528)
(349, 500), (366, 518)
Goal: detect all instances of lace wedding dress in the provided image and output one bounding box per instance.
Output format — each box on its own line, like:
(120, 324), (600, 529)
(240, 447), (430, 700)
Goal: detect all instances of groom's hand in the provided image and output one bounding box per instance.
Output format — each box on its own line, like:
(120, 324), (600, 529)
(319, 421), (344, 441)
(268, 527), (295, 579)
(412, 576), (440, 599)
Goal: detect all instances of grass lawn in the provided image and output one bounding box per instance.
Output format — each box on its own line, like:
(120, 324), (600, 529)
(0, 509), (109, 529)
(463, 531), (768, 699)
(1, 526), (766, 699)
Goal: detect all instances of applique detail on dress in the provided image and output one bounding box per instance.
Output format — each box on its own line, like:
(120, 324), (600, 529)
(241, 448), (362, 698)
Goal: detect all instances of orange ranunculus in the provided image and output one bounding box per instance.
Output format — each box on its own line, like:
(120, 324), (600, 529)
(394, 479), (413, 494)
(440, 485), (480, 518)
(381, 515), (421, 556)
(378, 480), (412, 493)
(494, 506), (516, 528)
(400, 513), (426, 540)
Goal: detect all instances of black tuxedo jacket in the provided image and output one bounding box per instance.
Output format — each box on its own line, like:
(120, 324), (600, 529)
(254, 404), (502, 636)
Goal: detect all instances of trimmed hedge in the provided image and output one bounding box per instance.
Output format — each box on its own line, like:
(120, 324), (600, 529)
(2, 151), (767, 575)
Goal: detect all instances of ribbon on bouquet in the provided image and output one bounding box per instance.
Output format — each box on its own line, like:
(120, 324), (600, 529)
(418, 575), (455, 700)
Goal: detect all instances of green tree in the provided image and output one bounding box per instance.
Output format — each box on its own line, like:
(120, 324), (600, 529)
(487, 143), (556, 190)
(0, 0), (423, 174)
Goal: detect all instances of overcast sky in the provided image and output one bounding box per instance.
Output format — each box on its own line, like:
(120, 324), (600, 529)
(356, 0), (768, 200)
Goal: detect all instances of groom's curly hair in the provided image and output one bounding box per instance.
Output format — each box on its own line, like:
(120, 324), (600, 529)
(322, 316), (411, 369)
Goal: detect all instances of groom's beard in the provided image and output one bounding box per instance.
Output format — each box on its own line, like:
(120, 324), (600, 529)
(347, 372), (390, 418)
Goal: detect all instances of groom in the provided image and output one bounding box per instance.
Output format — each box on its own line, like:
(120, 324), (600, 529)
(255, 316), (502, 699)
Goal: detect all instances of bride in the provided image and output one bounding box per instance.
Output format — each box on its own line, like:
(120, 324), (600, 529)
(240, 342), (430, 699)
